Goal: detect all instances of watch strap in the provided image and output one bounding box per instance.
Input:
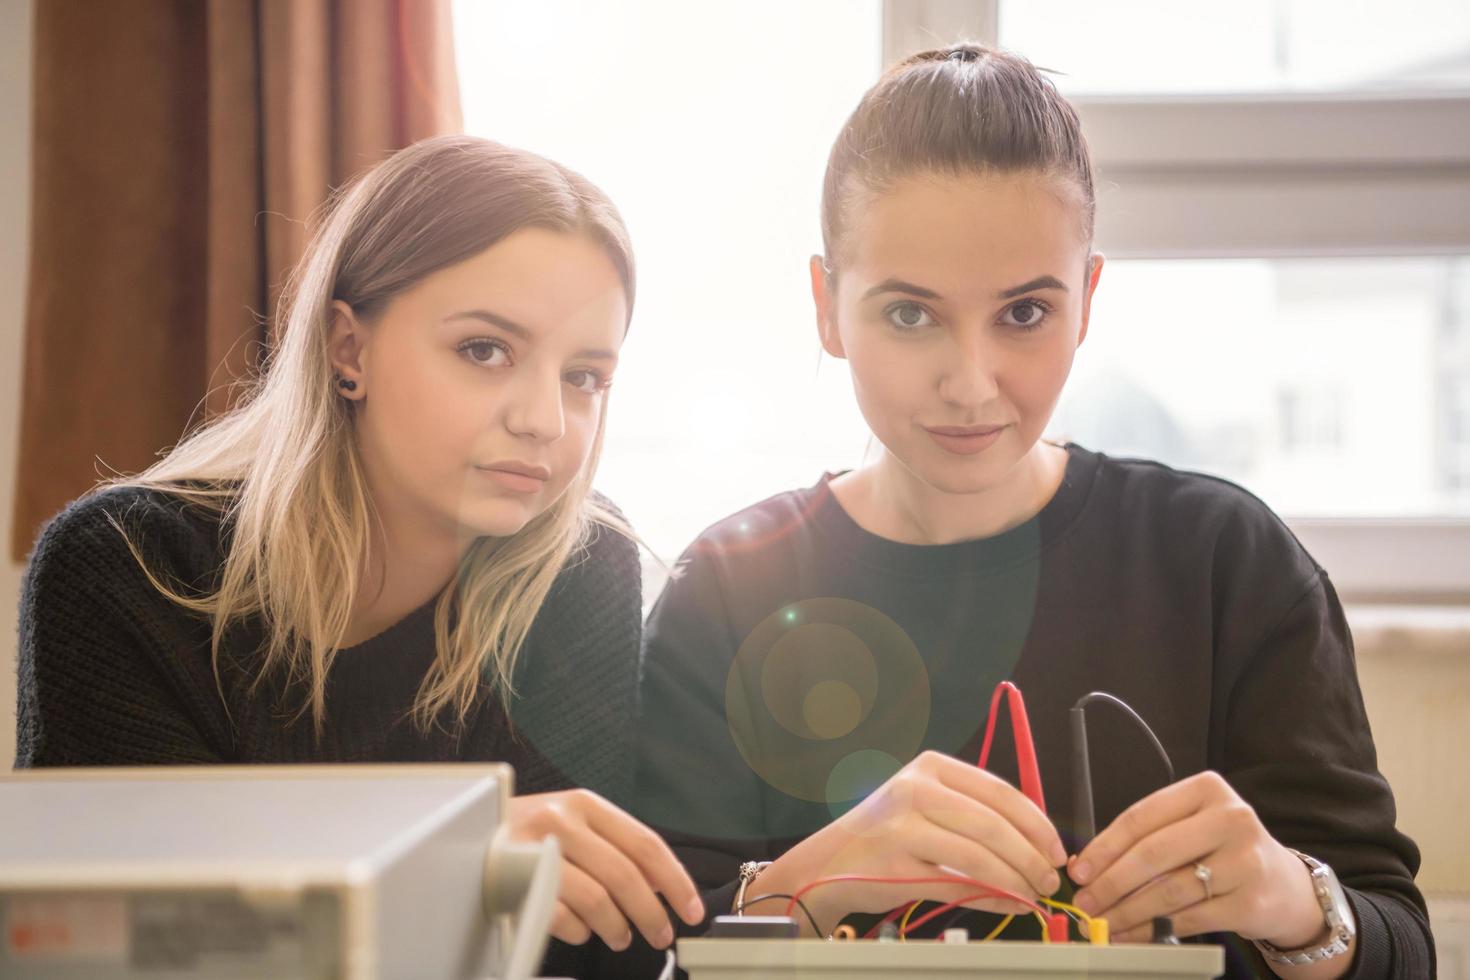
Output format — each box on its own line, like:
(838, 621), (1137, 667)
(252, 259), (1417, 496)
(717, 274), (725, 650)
(1253, 850), (1355, 966)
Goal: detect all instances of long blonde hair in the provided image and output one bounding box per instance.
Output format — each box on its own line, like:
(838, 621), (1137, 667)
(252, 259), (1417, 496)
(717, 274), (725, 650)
(111, 135), (636, 734)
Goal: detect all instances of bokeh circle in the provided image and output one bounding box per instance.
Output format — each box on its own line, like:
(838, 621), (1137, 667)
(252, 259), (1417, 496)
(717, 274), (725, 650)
(726, 598), (930, 809)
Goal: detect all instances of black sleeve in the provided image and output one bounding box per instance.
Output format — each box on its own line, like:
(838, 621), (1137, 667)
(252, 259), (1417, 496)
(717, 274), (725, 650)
(633, 542), (770, 928)
(508, 515), (644, 807)
(1218, 567), (1434, 979)
(15, 495), (224, 767)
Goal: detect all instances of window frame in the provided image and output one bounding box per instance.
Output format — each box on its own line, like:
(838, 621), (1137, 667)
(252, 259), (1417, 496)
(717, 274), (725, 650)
(884, 0), (1470, 602)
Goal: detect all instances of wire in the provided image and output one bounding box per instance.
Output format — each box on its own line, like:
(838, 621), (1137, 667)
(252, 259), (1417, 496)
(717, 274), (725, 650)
(896, 902), (1019, 941)
(1073, 692), (1175, 782)
(1071, 691), (1176, 847)
(1039, 897), (1093, 926)
(924, 905), (1013, 942)
(866, 682), (1048, 942)
(897, 900), (923, 940)
(980, 914), (1015, 942)
(797, 873), (1047, 944)
(784, 874), (1045, 925)
(655, 948), (676, 980)
(977, 680), (1047, 814)
(902, 894), (1048, 940)
(737, 892), (824, 938)
(801, 684), (1123, 945)
(862, 903), (909, 939)
(1039, 897), (1093, 941)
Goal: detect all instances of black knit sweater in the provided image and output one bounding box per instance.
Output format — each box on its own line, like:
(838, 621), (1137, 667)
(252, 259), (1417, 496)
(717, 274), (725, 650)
(15, 484), (644, 978)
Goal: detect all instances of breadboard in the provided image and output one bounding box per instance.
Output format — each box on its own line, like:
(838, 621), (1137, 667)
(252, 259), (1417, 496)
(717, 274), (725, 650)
(676, 937), (1224, 980)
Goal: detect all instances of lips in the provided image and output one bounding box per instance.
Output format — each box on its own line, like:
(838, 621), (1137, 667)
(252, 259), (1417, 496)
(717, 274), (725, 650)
(924, 423), (1009, 456)
(473, 460), (551, 494)
(476, 460), (551, 481)
(926, 424), (1007, 437)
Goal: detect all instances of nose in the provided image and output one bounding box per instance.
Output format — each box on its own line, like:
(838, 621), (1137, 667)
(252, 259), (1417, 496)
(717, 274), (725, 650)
(503, 367), (565, 443)
(936, 331), (1001, 408)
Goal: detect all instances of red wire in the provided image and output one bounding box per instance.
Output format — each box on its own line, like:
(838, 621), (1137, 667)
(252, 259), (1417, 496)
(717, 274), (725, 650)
(837, 682), (1053, 939)
(976, 683), (1005, 767)
(861, 904), (909, 939)
(899, 891), (1003, 937)
(783, 873), (1044, 925)
(976, 680), (1046, 814)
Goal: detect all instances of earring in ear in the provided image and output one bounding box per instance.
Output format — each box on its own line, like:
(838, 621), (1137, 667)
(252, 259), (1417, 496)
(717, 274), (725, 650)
(336, 376), (358, 392)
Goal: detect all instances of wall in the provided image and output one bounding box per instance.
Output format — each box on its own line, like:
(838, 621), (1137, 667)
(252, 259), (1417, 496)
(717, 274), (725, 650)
(1, 0), (35, 769)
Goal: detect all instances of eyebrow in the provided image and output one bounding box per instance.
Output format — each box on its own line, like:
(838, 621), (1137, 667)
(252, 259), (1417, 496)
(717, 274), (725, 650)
(999, 275), (1068, 299)
(861, 279), (941, 301)
(860, 275), (1069, 302)
(444, 310), (619, 361)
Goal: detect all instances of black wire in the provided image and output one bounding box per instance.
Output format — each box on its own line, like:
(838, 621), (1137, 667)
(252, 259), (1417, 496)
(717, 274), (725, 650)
(1074, 691), (1175, 782)
(736, 892), (824, 938)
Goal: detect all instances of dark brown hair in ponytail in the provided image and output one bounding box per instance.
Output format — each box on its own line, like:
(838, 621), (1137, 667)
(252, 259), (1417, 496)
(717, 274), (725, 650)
(820, 43), (1096, 274)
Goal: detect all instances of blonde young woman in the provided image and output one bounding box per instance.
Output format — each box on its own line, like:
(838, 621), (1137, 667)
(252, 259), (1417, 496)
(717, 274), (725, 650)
(16, 135), (703, 974)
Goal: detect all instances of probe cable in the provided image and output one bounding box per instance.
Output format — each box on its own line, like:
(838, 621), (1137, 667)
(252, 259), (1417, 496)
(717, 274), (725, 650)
(978, 680), (1047, 813)
(736, 892), (825, 938)
(867, 680), (1051, 940)
(1071, 691), (1175, 847)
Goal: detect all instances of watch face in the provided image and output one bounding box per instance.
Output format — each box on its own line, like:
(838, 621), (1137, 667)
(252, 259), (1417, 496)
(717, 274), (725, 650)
(1321, 870), (1356, 939)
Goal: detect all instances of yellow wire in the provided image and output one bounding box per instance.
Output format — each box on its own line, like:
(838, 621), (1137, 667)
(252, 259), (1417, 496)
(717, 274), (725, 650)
(900, 902), (1046, 943)
(897, 900), (923, 940)
(1039, 898), (1093, 923)
(1039, 898), (1094, 925)
(979, 913), (1014, 942)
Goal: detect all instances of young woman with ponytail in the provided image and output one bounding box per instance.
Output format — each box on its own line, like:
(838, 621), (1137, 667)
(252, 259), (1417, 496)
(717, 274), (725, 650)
(635, 46), (1432, 979)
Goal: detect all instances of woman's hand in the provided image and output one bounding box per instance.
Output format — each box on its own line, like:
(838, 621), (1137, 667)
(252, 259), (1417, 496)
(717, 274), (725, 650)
(1070, 771), (1328, 950)
(756, 751), (1067, 934)
(506, 790), (705, 951)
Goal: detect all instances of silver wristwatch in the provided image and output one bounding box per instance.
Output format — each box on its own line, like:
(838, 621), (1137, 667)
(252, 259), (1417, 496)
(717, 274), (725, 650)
(1253, 849), (1356, 967)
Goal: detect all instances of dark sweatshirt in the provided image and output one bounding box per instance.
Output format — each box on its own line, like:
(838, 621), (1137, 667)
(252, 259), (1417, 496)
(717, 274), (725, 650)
(634, 443), (1433, 979)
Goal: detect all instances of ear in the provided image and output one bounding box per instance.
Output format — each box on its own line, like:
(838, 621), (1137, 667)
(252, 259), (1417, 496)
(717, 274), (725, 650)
(1077, 252), (1105, 348)
(810, 255), (846, 359)
(327, 300), (369, 400)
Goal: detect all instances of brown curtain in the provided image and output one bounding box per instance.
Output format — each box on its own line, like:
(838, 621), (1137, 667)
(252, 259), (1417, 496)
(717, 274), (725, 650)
(12, 0), (462, 560)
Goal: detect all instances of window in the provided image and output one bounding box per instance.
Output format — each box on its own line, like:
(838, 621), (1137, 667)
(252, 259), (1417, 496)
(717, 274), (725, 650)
(452, 0), (880, 577)
(453, 1), (1470, 600)
(1000, 0), (1470, 95)
(886, 0), (1470, 600)
(1048, 258), (1470, 518)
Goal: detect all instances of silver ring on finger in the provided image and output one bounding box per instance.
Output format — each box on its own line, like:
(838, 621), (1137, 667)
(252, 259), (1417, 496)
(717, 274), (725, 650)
(1193, 862), (1213, 903)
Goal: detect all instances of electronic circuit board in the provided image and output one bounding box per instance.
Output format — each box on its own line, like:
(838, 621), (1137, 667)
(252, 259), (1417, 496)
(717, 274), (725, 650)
(676, 937), (1224, 980)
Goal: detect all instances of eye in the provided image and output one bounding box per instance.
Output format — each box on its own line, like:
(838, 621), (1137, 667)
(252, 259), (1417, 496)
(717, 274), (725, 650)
(565, 368), (611, 395)
(884, 301), (936, 331)
(458, 338), (511, 367)
(1000, 299), (1052, 330)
